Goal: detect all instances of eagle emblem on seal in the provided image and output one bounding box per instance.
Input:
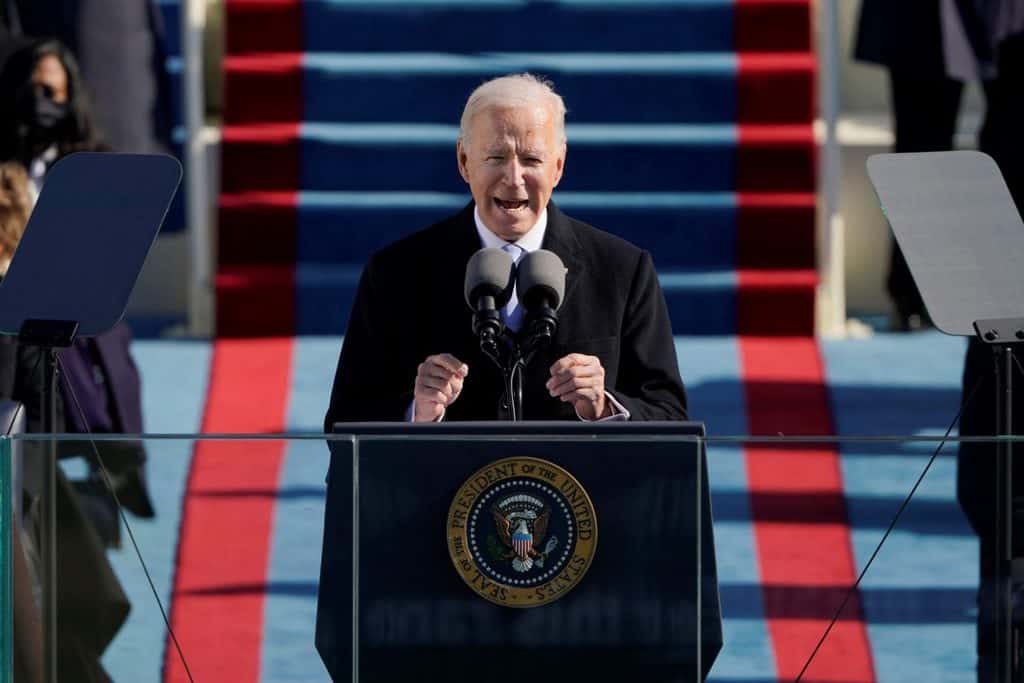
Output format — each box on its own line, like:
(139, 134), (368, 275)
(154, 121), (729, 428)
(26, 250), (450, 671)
(491, 493), (559, 573)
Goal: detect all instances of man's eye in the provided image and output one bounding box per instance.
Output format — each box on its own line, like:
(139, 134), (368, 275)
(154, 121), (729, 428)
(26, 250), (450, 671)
(524, 158), (542, 165)
(487, 156), (505, 162)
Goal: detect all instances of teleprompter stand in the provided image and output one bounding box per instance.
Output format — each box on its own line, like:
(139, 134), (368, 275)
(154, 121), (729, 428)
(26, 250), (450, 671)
(868, 151), (1024, 683)
(0, 152), (181, 683)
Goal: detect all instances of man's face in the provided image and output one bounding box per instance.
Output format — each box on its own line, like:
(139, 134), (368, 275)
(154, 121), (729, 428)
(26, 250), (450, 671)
(457, 104), (565, 241)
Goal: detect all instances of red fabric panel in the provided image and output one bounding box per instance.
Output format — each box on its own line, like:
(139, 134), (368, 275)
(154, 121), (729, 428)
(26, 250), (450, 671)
(226, 0), (303, 55)
(737, 124), (817, 193)
(215, 265), (296, 337)
(737, 193), (817, 271)
(163, 338), (294, 682)
(222, 54), (303, 125)
(736, 0), (813, 53)
(737, 53), (817, 124)
(218, 191), (298, 266)
(220, 124), (301, 194)
(740, 337), (877, 682)
(737, 269), (817, 336)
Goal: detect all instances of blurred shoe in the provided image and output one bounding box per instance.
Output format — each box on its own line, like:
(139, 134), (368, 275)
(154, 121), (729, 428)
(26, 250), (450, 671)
(890, 310), (933, 332)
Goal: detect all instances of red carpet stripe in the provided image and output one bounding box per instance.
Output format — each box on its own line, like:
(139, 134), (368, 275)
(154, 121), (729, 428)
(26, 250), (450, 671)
(163, 338), (294, 682)
(226, 0), (303, 55)
(736, 192), (816, 271)
(221, 124), (302, 195)
(737, 53), (816, 124)
(735, 0), (813, 53)
(223, 53), (303, 125)
(737, 124), (817, 193)
(216, 264), (297, 337)
(736, 268), (816, 336)
(740, 337), (876, 682)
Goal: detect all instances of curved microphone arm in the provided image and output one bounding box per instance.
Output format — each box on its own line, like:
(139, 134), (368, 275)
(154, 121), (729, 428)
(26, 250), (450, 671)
(519, 303), (558, 364)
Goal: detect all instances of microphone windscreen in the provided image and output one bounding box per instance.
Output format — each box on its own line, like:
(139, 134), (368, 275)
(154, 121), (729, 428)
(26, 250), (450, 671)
(517, 249), (567, 311)
(464, 247), (515, 308)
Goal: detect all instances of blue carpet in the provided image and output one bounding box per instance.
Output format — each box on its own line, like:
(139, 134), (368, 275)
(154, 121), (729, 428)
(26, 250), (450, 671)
(259, 339), (335, 682)
(86, 332), (986, 681)
(295, 191), (739, 270)
(289, 190), (746, 335)
(822, 332), (976, 682)
(101, 340), (212, 682)
(294, 53), (739, 124)
(289, 123), (741, 193)
(293, 264), (743, 336)
(296, 0), (739, 54)
(679, 337), (777, 681)
(216, 0), (816, 338)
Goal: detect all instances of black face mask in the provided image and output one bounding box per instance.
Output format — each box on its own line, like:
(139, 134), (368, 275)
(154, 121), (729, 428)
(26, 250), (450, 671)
(31, 90), (69, 132)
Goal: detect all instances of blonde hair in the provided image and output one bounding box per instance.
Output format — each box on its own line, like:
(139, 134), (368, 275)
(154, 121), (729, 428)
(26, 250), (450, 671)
(0, 162), (32, 273)
(458, 73), (567, 149)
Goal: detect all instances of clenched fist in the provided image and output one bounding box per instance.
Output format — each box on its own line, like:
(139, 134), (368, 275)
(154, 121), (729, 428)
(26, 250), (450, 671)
(546, 353), (611, 420)
(414, 353), (469, 422)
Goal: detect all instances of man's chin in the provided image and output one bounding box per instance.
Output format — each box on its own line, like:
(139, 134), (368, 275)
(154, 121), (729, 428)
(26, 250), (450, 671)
(482, 208), (534, 239)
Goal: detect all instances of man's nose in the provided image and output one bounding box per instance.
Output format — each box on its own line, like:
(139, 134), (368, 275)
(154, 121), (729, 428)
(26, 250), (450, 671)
(502, 158), (525, 185)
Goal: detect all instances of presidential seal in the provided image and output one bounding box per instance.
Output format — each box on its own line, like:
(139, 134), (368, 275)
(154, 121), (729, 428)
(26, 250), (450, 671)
(446, 457), (597, 608)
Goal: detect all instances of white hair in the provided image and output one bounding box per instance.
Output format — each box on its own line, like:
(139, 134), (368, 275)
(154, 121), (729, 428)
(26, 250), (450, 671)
(458, 73), (567, 149)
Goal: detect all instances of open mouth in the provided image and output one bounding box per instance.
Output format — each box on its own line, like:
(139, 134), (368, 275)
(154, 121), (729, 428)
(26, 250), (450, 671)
(494, 198), (529, 211)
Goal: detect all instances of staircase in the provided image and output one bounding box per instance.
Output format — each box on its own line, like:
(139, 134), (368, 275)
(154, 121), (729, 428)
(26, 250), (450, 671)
(216, 0), (817, 337)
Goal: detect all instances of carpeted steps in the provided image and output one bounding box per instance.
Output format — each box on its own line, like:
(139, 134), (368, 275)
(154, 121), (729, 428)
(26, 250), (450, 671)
(222, 53), (815, 125)
(216, 0), (817, 338)
(226, 0), (811, 54)
(220, 123), (815, 193)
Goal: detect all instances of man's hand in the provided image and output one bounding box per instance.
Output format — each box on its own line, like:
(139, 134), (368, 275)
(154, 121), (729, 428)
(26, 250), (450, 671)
(414, 354), (469, 422)
(547, 353), (610, 420)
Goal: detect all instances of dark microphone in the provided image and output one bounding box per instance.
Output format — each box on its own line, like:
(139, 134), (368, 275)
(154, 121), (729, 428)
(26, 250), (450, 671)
(516, 249), (566, 349)
(464, 247), (515, 345)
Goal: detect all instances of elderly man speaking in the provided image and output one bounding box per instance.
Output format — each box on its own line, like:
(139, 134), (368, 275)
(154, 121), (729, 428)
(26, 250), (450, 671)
(323, 73), (686, 425)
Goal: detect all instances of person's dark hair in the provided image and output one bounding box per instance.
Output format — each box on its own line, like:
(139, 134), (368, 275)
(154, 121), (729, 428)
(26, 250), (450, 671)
(0, 38), (101, 165)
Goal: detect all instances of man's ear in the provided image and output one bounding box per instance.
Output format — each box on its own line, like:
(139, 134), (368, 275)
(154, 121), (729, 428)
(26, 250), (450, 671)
(552, 143), (567, 187)
(457, 140), (471, 183)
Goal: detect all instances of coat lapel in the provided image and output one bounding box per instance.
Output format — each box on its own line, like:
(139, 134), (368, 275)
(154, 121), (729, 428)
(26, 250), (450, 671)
(426, 203), (484, 361)
(540, 201), (584, 317)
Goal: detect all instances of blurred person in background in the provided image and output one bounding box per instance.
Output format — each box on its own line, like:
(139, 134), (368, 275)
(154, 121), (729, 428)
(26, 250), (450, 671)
(0, 37), (101, 192)
(1, 0), (173, 154)
(0, 159), (29, 270)
(0, 37), (155, 541)
(855, 0), (961, 331)
(0, 36), (158, 682)
(856, 0), (1024, 331)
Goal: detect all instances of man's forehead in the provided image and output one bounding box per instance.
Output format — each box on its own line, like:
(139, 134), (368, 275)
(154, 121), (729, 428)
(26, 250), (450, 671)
(471, 102), (553, 128)
(483, 138), (548, 152)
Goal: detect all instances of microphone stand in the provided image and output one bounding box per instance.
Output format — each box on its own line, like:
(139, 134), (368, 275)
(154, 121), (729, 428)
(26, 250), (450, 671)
(476, 305), (558, 422)
(467, 247), (564, 423)
(477, 326), (524, 422)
